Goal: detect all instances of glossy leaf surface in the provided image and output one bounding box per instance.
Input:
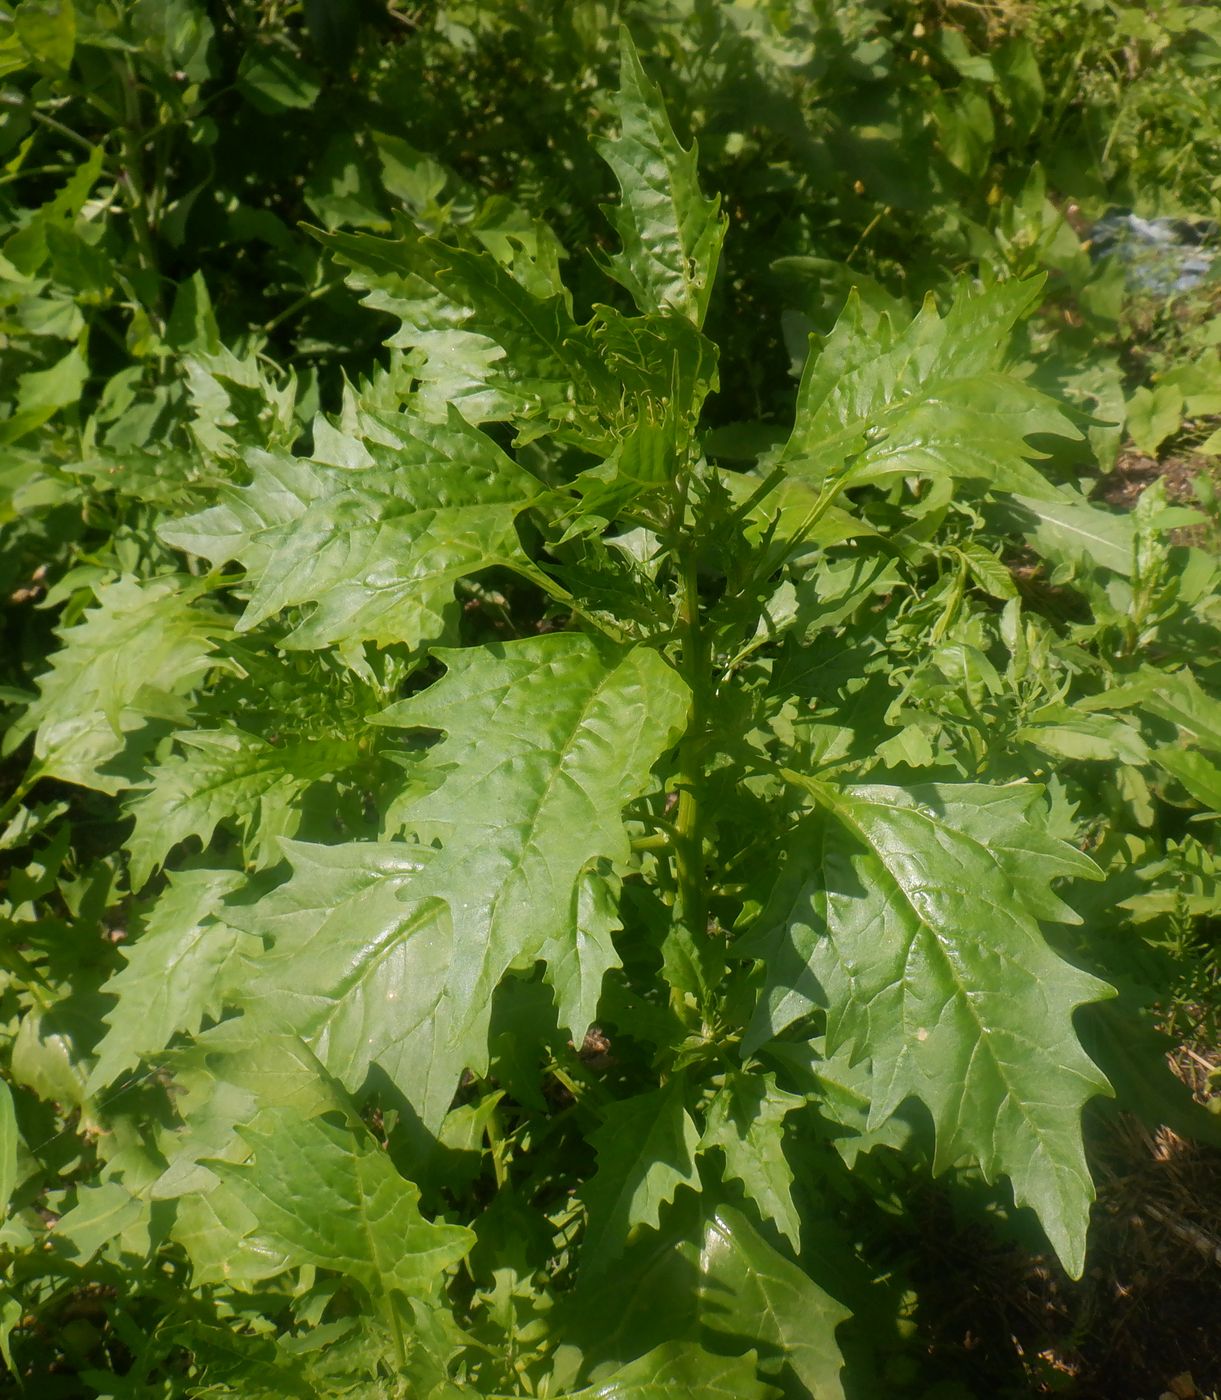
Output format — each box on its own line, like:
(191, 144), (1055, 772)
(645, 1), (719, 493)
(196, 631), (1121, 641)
(161, 408), (541, 650)
(596, 30), (726, 327)
(376, 634), (689, 1043)
(750, 781), (1111, 1276)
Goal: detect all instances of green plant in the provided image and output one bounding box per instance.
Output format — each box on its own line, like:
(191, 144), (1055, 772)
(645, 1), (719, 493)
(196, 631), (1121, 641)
(4, 9), (1221, 1399)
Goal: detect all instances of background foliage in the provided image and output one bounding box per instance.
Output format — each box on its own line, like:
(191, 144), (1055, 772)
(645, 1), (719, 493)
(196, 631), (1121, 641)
(2, 2), (1220, 1397)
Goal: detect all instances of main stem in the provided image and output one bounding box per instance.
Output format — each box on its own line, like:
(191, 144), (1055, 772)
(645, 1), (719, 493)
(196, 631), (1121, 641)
(673, 487), (707, 939)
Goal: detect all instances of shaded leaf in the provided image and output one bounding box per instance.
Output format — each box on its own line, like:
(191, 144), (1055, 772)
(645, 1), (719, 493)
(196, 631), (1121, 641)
(211, 1108), (473, 1306)
(580, 1084), (700, 1270)
(698, 1073), (804, 1251)
(699, 1205), (848, 1400)
(4, 576), (228, 793)
(541, 867), (623, 1050)
(88, 870), (252, 1092)
(0, 1081), (18, 1221)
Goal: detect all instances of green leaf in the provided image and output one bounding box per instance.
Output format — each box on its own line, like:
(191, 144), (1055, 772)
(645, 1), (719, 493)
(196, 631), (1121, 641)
(305, 131), (388, 231)
(155, 1024), (349, 1204)
(9, 1002), (91, 1109)
(4, 575), (229, 793)
(160, 408), (541, 651)
(1136, 667), (1221, 751)
(1017, 706), (1149, 764)
(590, 306), (719, 427)
(166, 271), (222, 355)
(699, 1205), (849, 1400)
(88, 870), (253, 1092)
(575, 1341), (775, 1399)
(1004, 493), (1134, 576)
(1154, 747), (1221, 811)
(125, 726), (362, 888)
(156, 1030), (347, 1286)
(230, 841), (460, 1130)
(1125, 383), (1183, 457)
(958, 542), (1018, 600)
(595, 30), (726, 328)
(15, 0), (76, 71)
(781, 281), (1075, 497)
(0, 1080), (18, 1221)
(0, 345), (91, 445)
(376, 634), (689, 1045)
(580, 1084), (701, 1270)
(14, 343), (88, 417)
(564, 1201), (848, 1397)
(236, 44), (321, 113)
(750, 780), (1112, 1277)
(318, 226), (613, 447)
(543, 868), (624, 1051)
(698, 1073), (804, 1251)
(2, 145), (103, 276)
(767, 1040), (917, 1169)
(51, 1181), (145, 1264)
(210, 1108), (473, 1307)
(170, 1184), (292, 1288)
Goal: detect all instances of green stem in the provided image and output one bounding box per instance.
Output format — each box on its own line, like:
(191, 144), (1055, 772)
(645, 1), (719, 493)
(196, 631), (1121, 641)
(0, 775), (36, 832)
(260, 278), (345, 336)
(112, 56), (162, 324)
(387, 1301), (408, 1371)
(673, 513), (707, 940)
(23, 105), (97, 155)
(484, 1101), (509, 1190)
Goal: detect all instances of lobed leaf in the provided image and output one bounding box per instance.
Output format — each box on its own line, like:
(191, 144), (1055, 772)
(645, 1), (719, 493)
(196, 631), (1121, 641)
(748, 780), (1111, 1276)
(230, 841), (459, 1131)
(376, 634), (690, 1046)
(699, 1205), (849, 1400)
(698, 1073), (805, 1251)
(318, 224), (614, 447)
(4, 575), (229, 794)
(781, 281), (1077, 497)
(596, 30), (727, 328)
(161, 407), (542, 652)
(210, 1108), (474, 1307)
(89, 869), (253, 1092)
(125, 727), (362, 888)
(563, 1200), (849, 1396)
(579, 1084), (701, 1270)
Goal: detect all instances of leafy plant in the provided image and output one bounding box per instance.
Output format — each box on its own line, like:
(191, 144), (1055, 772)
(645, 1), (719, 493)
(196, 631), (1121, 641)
(3, 7), (1221, 1399)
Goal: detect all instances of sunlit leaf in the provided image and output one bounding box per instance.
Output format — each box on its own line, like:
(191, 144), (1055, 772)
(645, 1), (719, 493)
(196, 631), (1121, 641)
(749, 780), (1111, 1276)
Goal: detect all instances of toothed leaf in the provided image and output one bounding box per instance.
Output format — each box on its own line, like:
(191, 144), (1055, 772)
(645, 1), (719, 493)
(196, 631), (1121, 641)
(748, 781), (1111, 1277)
(596, 30), (726, 327)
